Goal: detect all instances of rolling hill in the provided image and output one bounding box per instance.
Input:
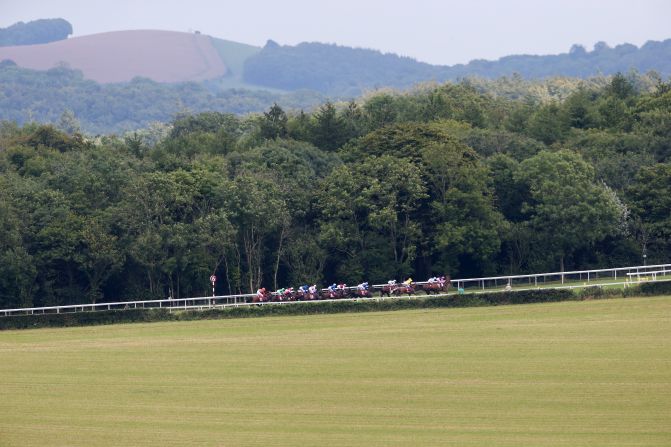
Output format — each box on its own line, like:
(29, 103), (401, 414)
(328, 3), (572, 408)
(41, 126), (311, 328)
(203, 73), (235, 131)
(0, 30), (230, 83)
(243, 39), (671, 95)
(0, 20), (670, 134)
(1, 24), (669, 95)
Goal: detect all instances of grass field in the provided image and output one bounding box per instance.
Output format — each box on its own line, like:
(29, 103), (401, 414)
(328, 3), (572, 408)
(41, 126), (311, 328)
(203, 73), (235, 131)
(1, 297), (670, 446)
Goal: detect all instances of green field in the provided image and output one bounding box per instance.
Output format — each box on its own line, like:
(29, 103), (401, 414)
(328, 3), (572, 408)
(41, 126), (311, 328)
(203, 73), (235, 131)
(1, 297), (670, 446)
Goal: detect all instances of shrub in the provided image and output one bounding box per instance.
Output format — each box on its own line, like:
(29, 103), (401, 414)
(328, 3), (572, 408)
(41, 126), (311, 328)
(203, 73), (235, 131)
(637, 280), (671, 296)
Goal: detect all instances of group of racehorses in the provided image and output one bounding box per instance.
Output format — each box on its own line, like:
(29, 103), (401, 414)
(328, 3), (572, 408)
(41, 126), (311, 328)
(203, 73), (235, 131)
(252, 277), (450, 303)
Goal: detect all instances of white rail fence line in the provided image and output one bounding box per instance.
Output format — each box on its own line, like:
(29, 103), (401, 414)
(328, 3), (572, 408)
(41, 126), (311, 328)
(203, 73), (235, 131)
(452, 263), (671, 290)
(1, 263), (670, 317)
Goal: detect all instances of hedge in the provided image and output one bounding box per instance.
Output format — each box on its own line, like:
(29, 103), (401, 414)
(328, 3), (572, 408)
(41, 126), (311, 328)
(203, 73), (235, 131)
(636, 281), (671, 296)
(0, 283), (668, 331)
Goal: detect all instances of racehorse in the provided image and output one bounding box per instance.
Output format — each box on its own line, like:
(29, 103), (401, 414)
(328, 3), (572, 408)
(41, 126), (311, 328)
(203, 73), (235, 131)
(395, 284), (415, 296)
(352, 288), (372, 298)
(380, 283), (415, 297)
(379, 284), (396, 297)
(277, 290), (297, 301)
(252, 290), (273, 303)
(320, 288), (347, 300)
(419, 276), (451, 295)
(292, 289), (319, 301)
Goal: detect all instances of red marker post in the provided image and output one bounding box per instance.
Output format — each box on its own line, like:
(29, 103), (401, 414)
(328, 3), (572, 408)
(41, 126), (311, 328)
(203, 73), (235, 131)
(209, 274), (217, 299)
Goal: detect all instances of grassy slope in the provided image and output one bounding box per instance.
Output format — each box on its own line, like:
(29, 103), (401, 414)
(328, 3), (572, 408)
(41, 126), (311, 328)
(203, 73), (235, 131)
(209, 37), (260, 77)
(208, 37), (269, 90)
(0, 297), (669, 446)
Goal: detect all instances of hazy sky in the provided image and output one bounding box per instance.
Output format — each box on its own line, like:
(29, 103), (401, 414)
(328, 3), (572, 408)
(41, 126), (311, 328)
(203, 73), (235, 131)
(2, 0), (669, 65)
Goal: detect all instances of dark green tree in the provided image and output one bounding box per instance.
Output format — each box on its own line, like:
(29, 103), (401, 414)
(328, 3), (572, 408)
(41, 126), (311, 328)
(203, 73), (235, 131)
(310, 102), (347, 151)
(317, 156), (427, 281)
(0, 19), (72, 46)
(259, 103), (288, 140)
(627, 163), (671, 263)
(421, 140), (506, 274)
(516, 150), (621, 271)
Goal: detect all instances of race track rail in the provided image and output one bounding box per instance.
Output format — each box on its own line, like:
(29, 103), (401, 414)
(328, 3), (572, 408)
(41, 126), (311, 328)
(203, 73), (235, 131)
(2, 263), (669, 317)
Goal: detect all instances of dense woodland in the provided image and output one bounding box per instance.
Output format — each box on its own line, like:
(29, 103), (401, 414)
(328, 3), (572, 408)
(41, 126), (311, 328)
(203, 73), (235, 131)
(0, 73), (670, 308)
(0, 63), (327, 135)
(0, 62), (662, 136)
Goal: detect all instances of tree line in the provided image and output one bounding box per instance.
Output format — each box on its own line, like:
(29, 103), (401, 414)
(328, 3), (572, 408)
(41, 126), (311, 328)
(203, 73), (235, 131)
(2, 54), (669, 136)
(0, 73), (669, 309)
(243, 39), (671, 95)
(0, 19), (73, 47)
(0, 63), (328, 135)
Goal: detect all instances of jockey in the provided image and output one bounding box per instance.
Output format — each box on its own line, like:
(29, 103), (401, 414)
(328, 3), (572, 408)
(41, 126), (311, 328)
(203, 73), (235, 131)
(357, 282), (369, 290)
(428, 277), (437, 283)
(276, 288), (285, 297)
(300, 285), (309, 293)
(256, 287), (266, 298)
(308, 284), (317, 294)
(438, 276), (446, 286)
(284, 287), (294, 296)
(328, 283), (337, 292)
(337, 283), (346, 291)
(387, 279), (397, 285)
(403, 278), (413, 285)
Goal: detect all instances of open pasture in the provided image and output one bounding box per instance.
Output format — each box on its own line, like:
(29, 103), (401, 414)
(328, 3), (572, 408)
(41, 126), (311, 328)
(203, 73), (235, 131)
(1, 297), (670, 446)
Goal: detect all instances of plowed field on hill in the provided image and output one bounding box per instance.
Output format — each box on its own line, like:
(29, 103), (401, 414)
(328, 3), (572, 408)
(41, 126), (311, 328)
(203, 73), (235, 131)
(0, 30), (227, 83)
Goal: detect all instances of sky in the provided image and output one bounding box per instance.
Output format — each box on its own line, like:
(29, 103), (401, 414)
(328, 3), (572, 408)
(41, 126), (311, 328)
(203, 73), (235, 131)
(2, 0), (670, 66)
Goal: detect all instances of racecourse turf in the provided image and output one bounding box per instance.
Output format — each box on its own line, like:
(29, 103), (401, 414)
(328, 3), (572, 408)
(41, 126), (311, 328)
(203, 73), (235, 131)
(0, 297), (669, 446)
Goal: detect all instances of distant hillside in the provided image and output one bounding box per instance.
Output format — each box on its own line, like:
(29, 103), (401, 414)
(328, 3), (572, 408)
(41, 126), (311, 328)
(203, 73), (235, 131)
(0, 18), (72, 46)
(0, 30), (228, 83)
(243, 39), (671, 95)
(447, 40), (671, 79)
(1, 22), (668, 96)
(0, 21), (669, 133)
(209, 37), (262, 89)
(243, 40), (442, 96)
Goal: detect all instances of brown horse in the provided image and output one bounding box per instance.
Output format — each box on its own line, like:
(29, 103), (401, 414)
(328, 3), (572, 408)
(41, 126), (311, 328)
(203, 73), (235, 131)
(352, 288), (373, 298)
(395, 284), (415, 296)
(320, 288), (348, 300)
(276, 290), (297, 301)
(379, 284), (396, 297)
(252, 290), (272, 303)
(380, 283), (415, 297)
(419, 276), (451, 295)
(293, 289), (319, 301)
(300, 289), (319, 300)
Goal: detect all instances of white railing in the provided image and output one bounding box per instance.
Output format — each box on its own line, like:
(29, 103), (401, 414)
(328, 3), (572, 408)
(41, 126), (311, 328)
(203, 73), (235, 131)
(1, 263), (669, 318)
(0, 293), (254, 317)
(451, 263), (671, 291)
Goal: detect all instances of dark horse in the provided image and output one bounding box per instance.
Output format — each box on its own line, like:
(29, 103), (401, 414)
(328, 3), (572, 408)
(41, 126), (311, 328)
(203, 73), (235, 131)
(352, 288), (373, 298)
(419, 276), (451, 295)
(380, 283), (415, 297)
(320, 288), (348, 300)
(252, 290), (273, 303)
(293, 289), (320, 301)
